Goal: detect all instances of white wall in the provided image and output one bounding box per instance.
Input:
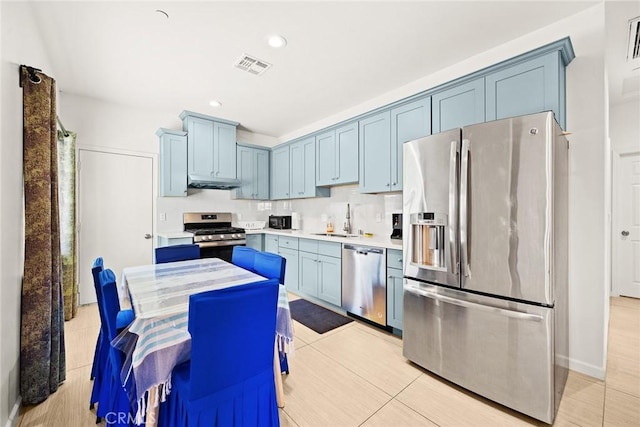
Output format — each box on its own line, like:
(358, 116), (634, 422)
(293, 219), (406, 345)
(610, 100), (640, 153)
(0, 2), (56, 426)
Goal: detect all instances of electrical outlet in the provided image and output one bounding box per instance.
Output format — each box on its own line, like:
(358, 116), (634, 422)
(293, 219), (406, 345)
(375, 213), (382, 223)
(159, 212), (166, 221)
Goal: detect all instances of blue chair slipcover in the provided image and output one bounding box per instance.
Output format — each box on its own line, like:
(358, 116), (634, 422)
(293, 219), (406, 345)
(95, 268), (143, 426)
(155, 244), (200, 264)
(160, 279), (281, 427)
(90, 258), (134, 413)
(231, 246), (258, 272)
(253, 251), (289, 374)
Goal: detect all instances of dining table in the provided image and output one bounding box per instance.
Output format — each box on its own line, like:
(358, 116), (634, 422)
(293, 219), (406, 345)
(112, 257), (294, 426)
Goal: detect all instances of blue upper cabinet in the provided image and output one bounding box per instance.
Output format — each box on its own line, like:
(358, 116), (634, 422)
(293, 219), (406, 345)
(290, 137), (329, 199)
(180, 110), (239, 180)
(390, 97), (431, 191)
(316, 121), (359, 186)
(359, 111), (391, 193)
(271, 145), (290, 200)
(234, 145), (270, 200)
(432, 77), (485, 133)
(486, 51), (565, 128)
(157, 128), (188, 197)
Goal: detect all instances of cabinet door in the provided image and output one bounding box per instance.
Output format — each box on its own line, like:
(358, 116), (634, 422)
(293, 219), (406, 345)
(289, 141), (305, 198)
(236, 146), (254, 199)
(316, 130), (336, 186)
(387, 267), (404, 330)
(255, 148), (270, 200)
(485, 52), (562, 127)
(335, 122), (359, 185)
(290, 137), (316, 198)
(299, 251), (319, 297)
(432, 78), (485, 133)
(390, 97), (431, 191)
(214, 121), (237, 179)
(159, 133), (187, 197)
(271, 146), (290, 199)
(359, 111), (391, 193)
(186, 116), (215, 176)
(245, 234), (264, 251)
(318, 255), (341, 306)
(279, 247), (299, 293)
(264, 235), (279, 254)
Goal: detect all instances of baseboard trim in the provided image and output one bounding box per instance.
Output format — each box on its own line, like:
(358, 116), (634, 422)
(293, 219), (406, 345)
(568, 358), (605, 380)
(5, 396), (21, 427)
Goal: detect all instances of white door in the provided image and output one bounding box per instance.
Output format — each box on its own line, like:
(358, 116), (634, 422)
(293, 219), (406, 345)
(613, 152), (640, 298)
(78, 149), (154, 304)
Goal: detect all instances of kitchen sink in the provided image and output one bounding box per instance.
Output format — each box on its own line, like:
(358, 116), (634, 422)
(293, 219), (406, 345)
(310, 232), (359, 238)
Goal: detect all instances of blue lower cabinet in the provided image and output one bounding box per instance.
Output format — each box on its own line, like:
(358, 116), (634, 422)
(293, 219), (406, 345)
(245, 234), (263, 251)
(318, 255), (341, 306)
(264, 235), (279, 254)
(387, 267), (404, 330)
(279, 247), (299, 292)
(298, 251), (319, 297)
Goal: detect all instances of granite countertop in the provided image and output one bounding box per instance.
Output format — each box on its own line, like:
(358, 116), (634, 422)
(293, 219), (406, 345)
(245, 228), (403, 250)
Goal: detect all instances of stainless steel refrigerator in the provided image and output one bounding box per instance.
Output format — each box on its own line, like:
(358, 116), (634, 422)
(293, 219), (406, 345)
(402, 111), (568, 424)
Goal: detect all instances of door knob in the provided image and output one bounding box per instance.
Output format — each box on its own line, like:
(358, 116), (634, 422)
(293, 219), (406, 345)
(621, 230), (630, 237)
(144, 233), (152, 239)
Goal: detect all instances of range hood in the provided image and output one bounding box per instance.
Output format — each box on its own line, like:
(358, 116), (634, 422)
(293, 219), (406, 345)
(187, 174), (241, 190)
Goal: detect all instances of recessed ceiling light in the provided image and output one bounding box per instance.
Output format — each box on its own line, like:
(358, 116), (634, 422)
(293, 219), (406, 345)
(209, 100), (222, 107)
(267, 35), (287, 49)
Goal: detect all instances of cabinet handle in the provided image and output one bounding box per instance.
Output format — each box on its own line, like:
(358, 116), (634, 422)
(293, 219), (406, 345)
(392, 182), (397, 185)
(385, 183), (390, 187)
(398, 258), (402, 262)
(216, 171), (220, 176)
(388, 275), (393, 279)
(210, 171), (215, 176)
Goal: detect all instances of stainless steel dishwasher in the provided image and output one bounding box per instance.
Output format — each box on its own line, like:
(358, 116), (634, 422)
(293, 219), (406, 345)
(342, 244), (387, 326)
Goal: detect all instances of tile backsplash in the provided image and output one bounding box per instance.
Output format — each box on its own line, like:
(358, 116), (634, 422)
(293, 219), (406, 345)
(157, 184), (402, 239)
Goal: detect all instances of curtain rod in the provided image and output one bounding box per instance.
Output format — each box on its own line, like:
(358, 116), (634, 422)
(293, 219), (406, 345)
(57, 116), (70, 138)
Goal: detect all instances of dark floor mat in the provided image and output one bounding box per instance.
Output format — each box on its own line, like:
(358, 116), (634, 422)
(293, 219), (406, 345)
(289, 299), (353, 334)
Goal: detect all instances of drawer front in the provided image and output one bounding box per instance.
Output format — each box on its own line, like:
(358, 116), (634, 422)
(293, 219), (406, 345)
(264, 235), (279, 254)
(387, 249), (403, 270)
(279, 236), (299, 250)
(299, 238), (319, 253)
(318, 241), (341, 258)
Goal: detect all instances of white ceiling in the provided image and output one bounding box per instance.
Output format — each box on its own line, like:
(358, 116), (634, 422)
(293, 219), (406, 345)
(29, 1), (614, 138)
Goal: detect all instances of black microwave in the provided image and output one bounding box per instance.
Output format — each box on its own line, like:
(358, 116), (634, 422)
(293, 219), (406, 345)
(269, 215), (292, 229)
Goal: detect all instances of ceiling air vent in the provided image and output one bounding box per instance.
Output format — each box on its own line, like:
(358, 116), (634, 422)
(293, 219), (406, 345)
(627, 16), (640, 70)
(233, 54), (272, 76)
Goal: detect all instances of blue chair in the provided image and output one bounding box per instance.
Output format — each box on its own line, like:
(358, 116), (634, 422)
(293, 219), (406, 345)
(96, 268), (143, 426)
(161, 279), (280, 427)
(231, 246), (258, 271)
(90, 258), (134, 412)
(249, 252), (290, 375)
(253, 252), (286, 284)
(155, 244), (200, 264)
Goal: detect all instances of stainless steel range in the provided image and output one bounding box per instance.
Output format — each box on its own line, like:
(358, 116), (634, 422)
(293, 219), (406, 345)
(183, 212), (245, 261)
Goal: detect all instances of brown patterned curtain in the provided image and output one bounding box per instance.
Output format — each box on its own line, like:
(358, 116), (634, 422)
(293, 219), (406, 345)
(20, 66), (66, 404)
(58, 130), (78, 320)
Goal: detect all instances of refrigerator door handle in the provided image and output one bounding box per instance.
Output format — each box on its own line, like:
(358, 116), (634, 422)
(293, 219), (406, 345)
(449, 140), (459, 273)
(405, 284), (544, 322)
(460, 138), (470, 278)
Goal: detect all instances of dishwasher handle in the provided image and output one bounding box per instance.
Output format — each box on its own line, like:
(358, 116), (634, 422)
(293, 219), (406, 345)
(343, 244), (385, 255)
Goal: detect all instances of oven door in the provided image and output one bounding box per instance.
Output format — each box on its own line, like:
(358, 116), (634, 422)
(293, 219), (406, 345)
(197, 240), (245, 263)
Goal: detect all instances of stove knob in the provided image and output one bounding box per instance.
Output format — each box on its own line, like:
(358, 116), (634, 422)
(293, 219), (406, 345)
(219, 235), (225, 240)
(205, 236), (212, 241)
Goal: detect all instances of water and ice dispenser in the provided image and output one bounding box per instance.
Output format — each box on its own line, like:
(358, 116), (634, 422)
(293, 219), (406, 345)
(410, 212), (447, 270)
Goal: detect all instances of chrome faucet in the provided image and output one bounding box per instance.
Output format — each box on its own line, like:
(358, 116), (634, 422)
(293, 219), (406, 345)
(343, 203), (352, 234)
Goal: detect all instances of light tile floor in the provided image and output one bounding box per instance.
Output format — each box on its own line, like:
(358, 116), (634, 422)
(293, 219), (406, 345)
(19, 296), (640, 426)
